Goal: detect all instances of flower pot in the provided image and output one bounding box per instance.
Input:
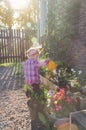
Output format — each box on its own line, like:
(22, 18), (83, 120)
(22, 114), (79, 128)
(57, 123), (78, 130)
(27, 99), (45, 121)
(54, 117), (78, 130)
(27, 99), (38, 120)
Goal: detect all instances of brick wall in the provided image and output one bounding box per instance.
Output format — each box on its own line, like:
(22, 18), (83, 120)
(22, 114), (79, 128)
(71, 0), (86, 84)
(41, 0), (86, 85)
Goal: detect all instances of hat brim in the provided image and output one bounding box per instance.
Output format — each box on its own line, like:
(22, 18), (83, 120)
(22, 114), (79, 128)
(25, 48), (39, 56)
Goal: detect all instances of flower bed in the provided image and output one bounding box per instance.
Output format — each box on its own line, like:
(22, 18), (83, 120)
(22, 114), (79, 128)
(23, 62), (84, 129)
(40, 74), (86, 111)
(40, 75), (55, 89)
(39, 63), (81, 91)
(23, 82), (78, 117)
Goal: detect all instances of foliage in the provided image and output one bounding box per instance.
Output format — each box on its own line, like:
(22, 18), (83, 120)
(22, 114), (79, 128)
(0, 0), (14, 28)
(16, 0), (37, 29)
(23, 82), (77, 118)
(23, 84), (78, 130)
(38, 112), (56, 130)
(23, 84), (47, 103)
(55, 64), (81, 88)
(45, 87), (77, 118)
(43, 0), (81, 61)
(0, 0), (37, 29)
(23, 84), (56, 129)
(38, 112), (51, 130)
(23, 83), (77, 129)
(23, 61), (80, 128)
(0, 63), (14, 67)
(39, 62), (81, 89)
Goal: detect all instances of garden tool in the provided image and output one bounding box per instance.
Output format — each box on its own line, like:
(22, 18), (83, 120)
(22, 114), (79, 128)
(46, 60), (58, 72)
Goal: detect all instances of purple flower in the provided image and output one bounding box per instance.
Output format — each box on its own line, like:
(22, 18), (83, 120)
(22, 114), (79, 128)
(48, 90), (54, 97)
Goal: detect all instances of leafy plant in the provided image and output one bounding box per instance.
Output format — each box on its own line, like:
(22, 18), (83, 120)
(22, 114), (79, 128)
(38, 112), (56, 130)
(23, 84), (32, 92)
(55, 65), (81, 88)
(46, 88), (77, 118)
(23, 84), (47, 103)
(38, 112), (50, 130)
(39, 63), (81, 89)
(43, 0), (80, 61)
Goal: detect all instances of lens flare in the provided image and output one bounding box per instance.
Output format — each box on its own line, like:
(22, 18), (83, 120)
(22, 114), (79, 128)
(9, 0), (29, 9)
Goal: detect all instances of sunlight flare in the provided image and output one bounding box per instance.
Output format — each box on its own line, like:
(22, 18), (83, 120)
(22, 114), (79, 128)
(9, 0), (29, 9)
(13, 12), (19, 19)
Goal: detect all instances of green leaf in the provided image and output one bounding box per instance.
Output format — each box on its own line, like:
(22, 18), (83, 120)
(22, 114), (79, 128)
(23, 84), (32, 92)
(38, 112), (47, 125)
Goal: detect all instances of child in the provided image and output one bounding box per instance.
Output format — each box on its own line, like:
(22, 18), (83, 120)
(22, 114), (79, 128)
(23, 47), (49, 96)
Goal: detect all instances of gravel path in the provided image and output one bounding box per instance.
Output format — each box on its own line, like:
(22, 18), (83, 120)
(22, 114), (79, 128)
(0, 66), (31, 130)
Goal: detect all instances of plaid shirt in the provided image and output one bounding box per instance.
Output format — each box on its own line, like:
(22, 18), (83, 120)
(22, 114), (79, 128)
(23, 58), (48, 85)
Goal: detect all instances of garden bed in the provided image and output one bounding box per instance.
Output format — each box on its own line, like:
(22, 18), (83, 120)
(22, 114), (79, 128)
(40, 75), (55, 90)
(40, 74), (86, 111)
(24, 62), (86, 129)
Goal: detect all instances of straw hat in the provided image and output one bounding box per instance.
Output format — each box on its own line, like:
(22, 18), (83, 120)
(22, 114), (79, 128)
(25, 46), (42, 57)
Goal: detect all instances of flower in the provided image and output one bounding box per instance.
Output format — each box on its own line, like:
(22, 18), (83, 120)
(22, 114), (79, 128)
(23, 83), (77, 118)
(46, 88), (77, 118)
(56, 105), (62, 111)
(48, 90), (54, 97)
(39, 64), (81, 88)
(78, 70), (82, 75)
(53, 88), (65, 102)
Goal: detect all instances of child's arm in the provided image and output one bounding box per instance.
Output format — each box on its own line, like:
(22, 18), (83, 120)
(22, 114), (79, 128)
(37, 59), (50, 67)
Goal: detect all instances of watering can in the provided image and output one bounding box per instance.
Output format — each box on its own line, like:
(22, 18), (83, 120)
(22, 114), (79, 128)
(46, 60), (58, 71)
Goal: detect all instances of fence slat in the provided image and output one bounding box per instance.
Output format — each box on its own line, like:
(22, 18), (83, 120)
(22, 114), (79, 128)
(0, 29), (35, 63)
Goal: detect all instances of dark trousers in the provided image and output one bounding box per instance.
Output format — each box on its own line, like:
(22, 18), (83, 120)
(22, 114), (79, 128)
(31, 83), (40, 93)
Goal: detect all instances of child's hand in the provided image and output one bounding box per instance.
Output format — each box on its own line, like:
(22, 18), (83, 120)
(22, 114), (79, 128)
(45, 58), (50, 64)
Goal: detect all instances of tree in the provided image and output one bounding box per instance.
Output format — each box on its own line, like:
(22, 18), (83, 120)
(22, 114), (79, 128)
(17, 0), (37, 29)
(0, 0), (38, 29)
(0, 0), (14, 28)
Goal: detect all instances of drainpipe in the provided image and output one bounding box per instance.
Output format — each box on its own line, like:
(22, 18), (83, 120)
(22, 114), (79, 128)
(36, 0), (40, 43)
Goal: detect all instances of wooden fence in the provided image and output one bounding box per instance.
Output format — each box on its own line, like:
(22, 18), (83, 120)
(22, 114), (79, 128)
(0, 29), (35, 63)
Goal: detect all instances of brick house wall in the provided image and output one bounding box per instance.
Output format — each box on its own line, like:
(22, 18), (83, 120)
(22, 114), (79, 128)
(41, 0), (86, 85)
(71, 0), (86, 84)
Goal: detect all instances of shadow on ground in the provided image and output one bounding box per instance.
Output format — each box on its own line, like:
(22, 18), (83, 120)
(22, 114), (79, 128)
(0, 66), (24, 91)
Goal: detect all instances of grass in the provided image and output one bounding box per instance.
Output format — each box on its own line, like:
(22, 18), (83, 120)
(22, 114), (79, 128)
(0, 62), (23, 76)
(0, 63), (14, 67)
